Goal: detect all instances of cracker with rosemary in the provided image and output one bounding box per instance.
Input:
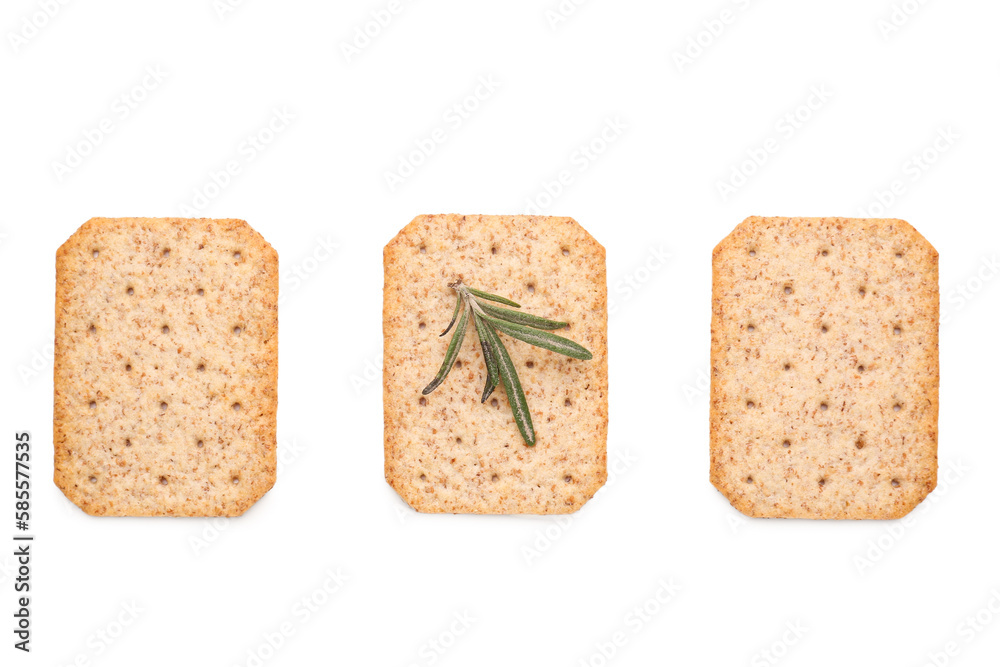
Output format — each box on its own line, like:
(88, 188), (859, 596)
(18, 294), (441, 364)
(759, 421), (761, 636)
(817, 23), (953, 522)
(383, 214), (608, 514)
(54, 217), (278, 516)
(710, 216), (939, 519)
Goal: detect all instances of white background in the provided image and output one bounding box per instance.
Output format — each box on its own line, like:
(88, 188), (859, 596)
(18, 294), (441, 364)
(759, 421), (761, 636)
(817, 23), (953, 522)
(1, 1), (998, 665)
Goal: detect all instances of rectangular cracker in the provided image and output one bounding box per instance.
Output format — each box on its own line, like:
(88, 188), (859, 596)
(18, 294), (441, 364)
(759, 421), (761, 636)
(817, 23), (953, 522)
(710, 216), (939, 519)
(54, 217), (278, 516)
(383, 214), (608, 514)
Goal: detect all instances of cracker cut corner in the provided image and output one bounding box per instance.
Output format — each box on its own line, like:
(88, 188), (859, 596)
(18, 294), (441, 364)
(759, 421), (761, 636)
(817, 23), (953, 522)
(54, 217), (278, 517)
(710, 216), (938, 520)
(384, 214), (608, 514)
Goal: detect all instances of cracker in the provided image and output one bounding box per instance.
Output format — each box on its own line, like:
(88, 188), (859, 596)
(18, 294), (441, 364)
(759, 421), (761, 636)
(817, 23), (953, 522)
(710, 216), (939, 519)
(54, 217), (278, 516)
(384, 214), (608, 514)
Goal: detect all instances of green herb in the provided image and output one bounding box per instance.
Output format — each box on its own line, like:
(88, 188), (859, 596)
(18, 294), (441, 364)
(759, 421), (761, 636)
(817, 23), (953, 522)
(421, 280), (592, 446)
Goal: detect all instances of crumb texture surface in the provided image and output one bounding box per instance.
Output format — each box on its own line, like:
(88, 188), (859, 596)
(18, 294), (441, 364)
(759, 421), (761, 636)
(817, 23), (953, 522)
(711, 216), (939, 519)
(384, 214), (608, 514)
(54, 217), (278, 516)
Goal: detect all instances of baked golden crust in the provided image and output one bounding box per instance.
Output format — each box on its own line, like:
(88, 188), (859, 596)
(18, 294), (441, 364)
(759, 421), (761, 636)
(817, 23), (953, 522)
(54, 217), (278, 516)
(710, 216), (939, 519)
(384, 214), (608, 514)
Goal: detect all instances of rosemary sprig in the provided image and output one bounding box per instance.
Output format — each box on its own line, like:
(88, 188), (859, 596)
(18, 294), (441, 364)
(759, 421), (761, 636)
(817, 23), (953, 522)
(421, 280), (592, 446)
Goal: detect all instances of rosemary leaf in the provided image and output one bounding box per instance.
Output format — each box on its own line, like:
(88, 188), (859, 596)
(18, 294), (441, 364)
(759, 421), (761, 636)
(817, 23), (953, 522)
(466, 287), (521, 308)
(476, 301), (569, 330)
(439, 293), (462, 337)
(422, 301), (470, 395)
(484, 323), (535, 445)
(473, 313), (499, 403)
(481, 315), (593, 361)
